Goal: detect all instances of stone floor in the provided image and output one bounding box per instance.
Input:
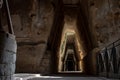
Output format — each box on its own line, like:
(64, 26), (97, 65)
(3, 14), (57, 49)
(14, 74), (119, 80)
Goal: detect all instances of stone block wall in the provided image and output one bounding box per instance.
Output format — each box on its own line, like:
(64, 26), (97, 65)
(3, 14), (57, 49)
(0, 32), (17, 80)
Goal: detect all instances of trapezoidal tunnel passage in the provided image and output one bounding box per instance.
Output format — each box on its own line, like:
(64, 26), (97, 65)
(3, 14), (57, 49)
(47, 0), (97, 74)
(57, 13), (86, 73)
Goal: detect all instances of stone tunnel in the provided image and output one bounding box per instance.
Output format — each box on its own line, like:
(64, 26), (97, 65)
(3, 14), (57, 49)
(0, 0), (120, 80)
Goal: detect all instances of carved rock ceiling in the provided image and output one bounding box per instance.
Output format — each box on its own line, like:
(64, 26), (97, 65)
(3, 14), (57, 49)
(63, 0), (80, 4)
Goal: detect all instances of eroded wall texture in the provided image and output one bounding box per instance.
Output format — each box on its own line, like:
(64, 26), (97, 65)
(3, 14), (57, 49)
(89, 0), (120, 49)
(3, 0), (54, 73)
(86, 0), (120, 75)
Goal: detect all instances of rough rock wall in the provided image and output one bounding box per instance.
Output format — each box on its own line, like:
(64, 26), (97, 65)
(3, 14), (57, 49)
(86, 0), (120, 75)
(4, 0), (54, 73)
(89, 0), (120, 48)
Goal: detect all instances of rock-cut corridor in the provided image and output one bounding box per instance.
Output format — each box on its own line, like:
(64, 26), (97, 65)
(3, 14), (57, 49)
(0, 0), (120, 80)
